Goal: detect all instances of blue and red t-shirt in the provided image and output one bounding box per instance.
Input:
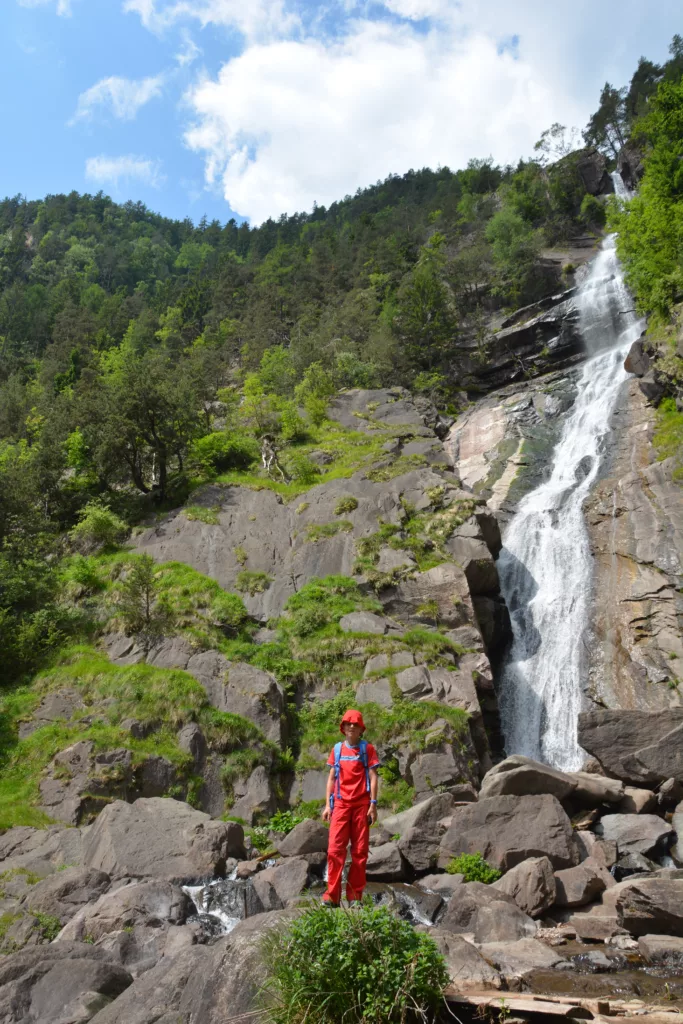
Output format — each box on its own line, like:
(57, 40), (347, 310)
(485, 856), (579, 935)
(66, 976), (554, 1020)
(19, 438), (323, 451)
(327, 741), (380, 802)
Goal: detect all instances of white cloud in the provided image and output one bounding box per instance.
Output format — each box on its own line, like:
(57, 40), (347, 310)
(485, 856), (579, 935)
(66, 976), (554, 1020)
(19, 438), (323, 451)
(175, 29), (201, 66)
(18, 0), (74, 14)
(122, 0), (299, 42)
(85, 155), (165, 189)
(183, 15), (585, 224)
(71, 74), (165, 122)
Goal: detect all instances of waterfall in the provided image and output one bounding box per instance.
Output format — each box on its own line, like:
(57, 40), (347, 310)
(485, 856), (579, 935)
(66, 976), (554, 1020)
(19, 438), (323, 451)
(496, 174), (643, 771)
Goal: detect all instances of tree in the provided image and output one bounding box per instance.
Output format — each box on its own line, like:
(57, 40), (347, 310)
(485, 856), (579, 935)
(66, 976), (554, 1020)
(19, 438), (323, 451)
(393, 235), (456, 371)
(584, 83), (627, 159)
(115, 554), (170, 641)
(534, 123), (581, 165)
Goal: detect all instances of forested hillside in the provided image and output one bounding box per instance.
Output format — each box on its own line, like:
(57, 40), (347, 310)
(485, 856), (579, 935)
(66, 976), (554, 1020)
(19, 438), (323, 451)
(1, 34), (682, 692)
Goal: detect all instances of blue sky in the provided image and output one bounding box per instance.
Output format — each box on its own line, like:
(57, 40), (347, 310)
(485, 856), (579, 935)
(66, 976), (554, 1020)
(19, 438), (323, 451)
(1, 0), (681, 226)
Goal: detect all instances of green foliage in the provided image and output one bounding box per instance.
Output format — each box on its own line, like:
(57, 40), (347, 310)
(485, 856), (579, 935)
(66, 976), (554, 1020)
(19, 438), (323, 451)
(333, 496), (358, 515)
(70, 500), (128, 550)
(580, 193), (607, 229)
(31, 912), (61, 941)
(445, 852), (501, 884)
(190, 432), (259, 473)
(268, 809), (304, 834)
(653, 397), (683, 481)
(183, 505), (220, 525)
(262, 902), (449, 1024)
(305, 521), (353, 543)
(235, 570), (273, 595)
(114, 554), (170, 639)
(285, 452), (320, 485)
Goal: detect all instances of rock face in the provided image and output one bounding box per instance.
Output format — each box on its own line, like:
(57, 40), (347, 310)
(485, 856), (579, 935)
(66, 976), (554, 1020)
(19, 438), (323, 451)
(82, 798), (246, 880)
(58, 881), (192, 943)
(439, 795), (578, 872)
(595, 813), (674, 856)
(584, 378), (683, 712)
(616, 879), (683, 937)
(578, 709), (683, 784)
(492, 857), (556, 918)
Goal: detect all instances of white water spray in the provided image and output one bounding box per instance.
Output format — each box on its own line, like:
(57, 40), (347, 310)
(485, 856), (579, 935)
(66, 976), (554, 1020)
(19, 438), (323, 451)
(497, 175), (643, 771)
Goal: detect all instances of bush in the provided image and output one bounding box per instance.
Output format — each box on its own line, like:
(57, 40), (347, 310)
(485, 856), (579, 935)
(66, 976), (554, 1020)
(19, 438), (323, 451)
(262, 902), (448, 1024)
(445, 852), (501, 884)
(210, 592), (249, 630)
(235, 570), (273, 596)
(268, 809), (304, 834)
(191, 432), (260, 473)
(70, 500), (128, 550)
(285, 452), (320, 486)
(334, 496), (358, 516)
(580, 193), (606, 229)
(280, 402), (309, 442)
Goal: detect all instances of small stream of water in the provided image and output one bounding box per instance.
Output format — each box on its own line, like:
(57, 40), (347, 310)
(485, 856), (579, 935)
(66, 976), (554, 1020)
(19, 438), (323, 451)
(497, 174), (643, 770)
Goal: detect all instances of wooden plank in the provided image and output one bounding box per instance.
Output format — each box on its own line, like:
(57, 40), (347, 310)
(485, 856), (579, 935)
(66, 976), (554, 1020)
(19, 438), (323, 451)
(446, 993), (593, 1019)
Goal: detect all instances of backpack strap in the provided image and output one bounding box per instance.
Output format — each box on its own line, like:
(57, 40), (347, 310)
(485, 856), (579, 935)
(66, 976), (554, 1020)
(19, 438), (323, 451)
(333, 741), (343, 800)
(359, 739), (371, 794)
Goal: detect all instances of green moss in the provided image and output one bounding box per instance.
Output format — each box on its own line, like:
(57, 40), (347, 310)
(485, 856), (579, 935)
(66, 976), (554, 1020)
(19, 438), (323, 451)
(30, 911), (61, 941)
(305, 521), (353, 542)
(183, 505), (220, 525)
(334, 496), (358, 516)
(654, 397), (683, 481)
(235, 570), (273, 595)
(365, 454), (429, 482)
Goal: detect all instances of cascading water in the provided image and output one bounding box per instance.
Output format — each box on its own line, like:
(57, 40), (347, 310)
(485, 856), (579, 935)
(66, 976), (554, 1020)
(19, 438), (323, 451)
(497, 173), (643, 771)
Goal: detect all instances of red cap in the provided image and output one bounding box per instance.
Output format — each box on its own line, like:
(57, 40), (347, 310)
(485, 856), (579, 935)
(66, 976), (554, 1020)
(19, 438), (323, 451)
(340, 709), (366, 734)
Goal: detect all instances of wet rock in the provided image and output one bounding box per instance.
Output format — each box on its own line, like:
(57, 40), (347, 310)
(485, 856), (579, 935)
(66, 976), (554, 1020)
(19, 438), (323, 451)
(479, 756), (576, 802)
(338, 611), (387, 634)
(83, 798), (246, 880)
(638, 934), (683, 963)
(430, 932), (502, 991)
(618, 787), (657, 814)
(365, 842), (408, 881)
(439, 795), (578, 872)
(230, 765), (278, 824)
(554, 862), (607, 908)
(492, 857), (556, 918)
(624, 339), (650, 377)
(478, 938), (566, 987)
(252, 858), (310, 910)
(185, 653), (286, 745)
(59, 881), (193, 944)
(579, 710), (683, 785)
(417, 873), (464, 898)
(276, 820), (328, 857)
(616, 878), (683, 936)
(595, 813), (674, 857)
(0, 942), (132, 1024)
(22, 867), (111, 925)
(614, 852), (657, 879)
(576, 148), (613, 195)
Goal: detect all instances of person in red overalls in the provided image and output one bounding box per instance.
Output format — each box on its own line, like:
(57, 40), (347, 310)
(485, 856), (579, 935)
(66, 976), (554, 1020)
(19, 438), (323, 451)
(321, 709), (380, 907)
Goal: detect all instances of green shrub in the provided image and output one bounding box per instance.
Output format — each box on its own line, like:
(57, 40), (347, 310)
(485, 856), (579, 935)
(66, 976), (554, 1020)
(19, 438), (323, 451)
(210, 592), (249, 630)
(333, 496), (358, 516)
(305, 521), (353, 542)
(262, 902), (448, 1024)
(286, 452), (320, 486)
(445, 852), (501, 884)
(191, 431), (260, 473)
(280, 402), (309, 442)
(31, 912), (61, 941)
(183, 505), (220, 525)
(268, 809), (304, 834)
(70, 500), (128, 550)
(579, 193), (606, 229)
(235, 570), (273, 596)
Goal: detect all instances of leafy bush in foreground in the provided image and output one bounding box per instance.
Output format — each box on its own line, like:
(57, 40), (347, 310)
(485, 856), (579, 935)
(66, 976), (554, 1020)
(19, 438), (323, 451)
(262, 902), (448, 1024)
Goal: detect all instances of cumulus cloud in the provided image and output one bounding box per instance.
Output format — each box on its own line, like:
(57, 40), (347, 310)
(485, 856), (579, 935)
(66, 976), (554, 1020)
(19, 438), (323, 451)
(183, 16), (584, 224)
(85, 154), (165, 189)
(18, 0), (74, 14)
(122, 0), (299, 41)
(71, 74), (165, 123)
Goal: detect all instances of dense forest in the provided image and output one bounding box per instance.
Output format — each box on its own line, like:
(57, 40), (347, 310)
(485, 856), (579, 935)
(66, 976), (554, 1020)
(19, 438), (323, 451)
(1, 35), (682, 687)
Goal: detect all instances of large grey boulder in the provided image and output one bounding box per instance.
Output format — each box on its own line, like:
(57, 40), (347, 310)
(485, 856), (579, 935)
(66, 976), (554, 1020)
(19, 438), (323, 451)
(438, 882), (536, 942)
(638, 934), (683, 962)
(380, 562), (476, 629)
(87, 910), (298, 1024)
(409, 742), (478, 797)
(22, 867), (111, 925)
(417, 873), (465, 898)
(381, 793), (454, 839)
(439, 795), (578, 872)
(185, 653), (286, 745)
(252, 858), (310, 910)
(230, 765), (278, 824)
(430, 932), (502, 991)
(95, 923), (196, 979)
(595, 813), (674, 857)
(472, 901), (538, 943)
(569, 771), (625, 805)
(397, 827), (441, 874)
(0, 942), (133, 1024)
(365, 842), (408, 881)
(493, 857), (556, 918)
(479, 756), (576, 801)
(339, 611), (387, 634)
(276, 820), (328, 857)
(83, 798), (246, 880)
(554, 862), (607, 908)
(578, 709), (683, 785)
(616, 878), (683, 937)
(478, 939), (567, 987)
(0, 825), (86, 877)
(58, 881), (192, 943)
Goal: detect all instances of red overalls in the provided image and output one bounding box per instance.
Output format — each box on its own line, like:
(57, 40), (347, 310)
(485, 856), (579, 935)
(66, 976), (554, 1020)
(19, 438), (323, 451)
(323, 740), (380, 904)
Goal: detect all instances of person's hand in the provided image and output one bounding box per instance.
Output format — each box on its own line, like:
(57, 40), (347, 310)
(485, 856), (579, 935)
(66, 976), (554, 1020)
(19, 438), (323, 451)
(367, 804), (378, 825)
(322, 805), (332, 823)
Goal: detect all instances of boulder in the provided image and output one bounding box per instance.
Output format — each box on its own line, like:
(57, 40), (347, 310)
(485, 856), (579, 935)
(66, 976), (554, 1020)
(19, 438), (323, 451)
(672, 801), (683, 866)
(185, 654), (286, 745)
(83, 798), (246, 880)
(624, 339), (650, 377)
(569, 771), (625, 805)
(380, 562), (474, 629)
(338, 611), (387, 634)
(417, 873), (465, 898)
(382, 794), (455, 839)
(288, 769), (329, 807)
(409, 743), (478, 798)
(616, 878), (683, 937)
(0, 825), (86, 878)
(493, 857), (556, 918)
(0, 942), (132, 1024)
(59, 880), (192, 943)
(478, 939), (567, 987)
(595, 813), (673, 857)
(365, 842), (408, 881)
(397, 827), (441, 874)
(638, 934), (683, 962)
(479, 756), (576, 801)
(39, 742), (134, 826)
(17, 688), (85, 739)
(95, 924), (196, 978)
(554, 862), (608, 908)
(578, 709), (683, 785)
(438, 882), (536, 942)
(395, 665), (431, 700)
(430, 932), (502, 991)
(472, 901), (538, 943)
(276, 820), (328, 857)
(146, 636), (194, 670)
(575, 833), (617, 871)
(445, 536), (500, 595)
(355, 677), (393, 707)
(439, 795), (578, 872)
(252, 858), (310, 910)
(615, 852), (657, 879)
(230, 765), (278, 824)
(618, 787), (657, 814)
(364, 651), (414, 676)
(177, 723), (207, 767)
(23, 867), (111, 925)
(659, 779), (683, 808)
